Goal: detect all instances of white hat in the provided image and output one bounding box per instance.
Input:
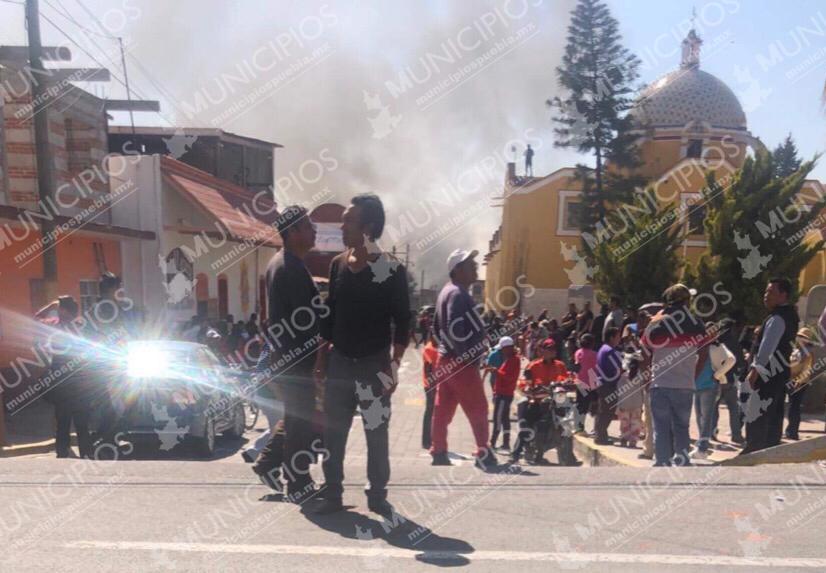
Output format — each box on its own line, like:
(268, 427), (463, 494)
(447, 249), (478, 274)
(497, 336), (514, 349)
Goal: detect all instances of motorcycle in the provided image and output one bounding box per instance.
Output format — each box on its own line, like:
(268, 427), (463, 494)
(522, 379), (580, 466)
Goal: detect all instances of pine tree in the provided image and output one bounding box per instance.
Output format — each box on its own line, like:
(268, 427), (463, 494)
(548, 0), (642, 234)
(693, 151), (824, 323)
(772, 134), (802, 179)
(589, 195), (682, 311)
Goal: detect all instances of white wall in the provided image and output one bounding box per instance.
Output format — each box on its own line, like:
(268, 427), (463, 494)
(110, 154), (278, 330)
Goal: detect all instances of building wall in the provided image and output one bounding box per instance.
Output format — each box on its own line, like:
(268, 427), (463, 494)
(0, 231), (122, 367)
(0, 66), (110, 214)
(485, 135), (825, 315)
(110, 155), (276, 329)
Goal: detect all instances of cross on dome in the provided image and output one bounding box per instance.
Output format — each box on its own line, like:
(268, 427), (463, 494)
(681, 29), (702, 69)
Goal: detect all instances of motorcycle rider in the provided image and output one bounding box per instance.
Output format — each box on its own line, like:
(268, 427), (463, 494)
(509, 338), (568, 464)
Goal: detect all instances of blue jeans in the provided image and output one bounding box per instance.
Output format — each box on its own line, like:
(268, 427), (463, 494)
(650, 387), (694, 466)
(694, 386), (718, 452)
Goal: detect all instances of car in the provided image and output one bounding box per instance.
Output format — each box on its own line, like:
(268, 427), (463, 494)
(117, 340), (247, 458)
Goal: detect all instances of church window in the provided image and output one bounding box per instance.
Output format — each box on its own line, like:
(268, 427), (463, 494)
(687, 139), (703, 158)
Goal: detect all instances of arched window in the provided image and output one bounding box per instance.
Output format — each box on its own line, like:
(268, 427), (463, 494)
(217, 274), (229, 319)
(162, 248), (195, 308)
(195, 273), (209, 317)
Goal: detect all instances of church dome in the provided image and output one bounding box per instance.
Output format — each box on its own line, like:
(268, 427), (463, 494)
(631, 30), (747, 131)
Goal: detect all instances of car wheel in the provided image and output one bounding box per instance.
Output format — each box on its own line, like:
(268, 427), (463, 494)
(195, 416), (216, 458)
(224, 404), (246, 438)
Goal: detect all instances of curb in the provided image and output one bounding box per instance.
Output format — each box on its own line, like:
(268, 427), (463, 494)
(573, 434), (646, 467)
(0, 438), (55, 458)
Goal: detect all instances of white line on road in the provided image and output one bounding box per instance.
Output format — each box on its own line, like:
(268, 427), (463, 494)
(63, 541), (826, 568)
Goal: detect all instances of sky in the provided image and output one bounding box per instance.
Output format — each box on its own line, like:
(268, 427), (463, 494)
(0, 0), (824, 285)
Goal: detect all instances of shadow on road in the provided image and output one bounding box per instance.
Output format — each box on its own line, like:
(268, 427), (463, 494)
(301, 505), (475, 567)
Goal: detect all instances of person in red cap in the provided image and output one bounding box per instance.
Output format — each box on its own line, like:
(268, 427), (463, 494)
(509, 338), (568, 463)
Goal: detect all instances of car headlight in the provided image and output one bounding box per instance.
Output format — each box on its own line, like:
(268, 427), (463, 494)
(127, 346), (171, 379)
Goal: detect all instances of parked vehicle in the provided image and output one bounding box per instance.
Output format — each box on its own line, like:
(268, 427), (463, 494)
(118, 340), (246, 458)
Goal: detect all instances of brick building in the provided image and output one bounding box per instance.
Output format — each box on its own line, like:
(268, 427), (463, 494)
(0, 47), (155, 417)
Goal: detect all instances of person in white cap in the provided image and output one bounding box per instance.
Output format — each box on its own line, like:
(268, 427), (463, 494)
(430, 249), (498, 470)
(485, 336), (520, 450)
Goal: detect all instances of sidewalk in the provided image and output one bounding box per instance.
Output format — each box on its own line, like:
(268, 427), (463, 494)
(575, 400), (826, 467)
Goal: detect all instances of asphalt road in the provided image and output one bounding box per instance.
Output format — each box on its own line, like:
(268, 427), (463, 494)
(4, 351), (826, 572)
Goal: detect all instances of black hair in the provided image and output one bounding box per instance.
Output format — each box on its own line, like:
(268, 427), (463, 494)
(57, 295), (78, 315)
(604, 326), (620, 341)
(769, 277), (793, 296)
(99, 271), (121, 293)
(610, 295), (621, 306)
(275, 205), (309, 240)
(580, 333), (595, 349)
(351, 193), (385, 241)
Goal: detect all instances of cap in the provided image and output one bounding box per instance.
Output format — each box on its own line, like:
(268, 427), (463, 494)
(662, 283), (696, 304)
(497, 336), (514, 349)
(540, 338), (556, 350)
(797, 327), (816, 343)
(447, 249), (478, 274)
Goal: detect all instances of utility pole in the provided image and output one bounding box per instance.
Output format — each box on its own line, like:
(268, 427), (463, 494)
(26, 0), (58, 302)
(117, 37), (136, 136)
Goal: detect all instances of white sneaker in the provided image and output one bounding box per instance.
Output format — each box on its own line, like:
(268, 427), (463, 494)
(690, 447), (709, 460)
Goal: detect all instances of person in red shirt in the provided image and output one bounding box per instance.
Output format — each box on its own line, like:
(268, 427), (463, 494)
(510, 338), (569, 463)
(421, 333), (439, 449)
(485, 336), (520, 450)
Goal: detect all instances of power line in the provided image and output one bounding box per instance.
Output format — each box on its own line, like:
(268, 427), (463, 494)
(43, 0), (180, 127)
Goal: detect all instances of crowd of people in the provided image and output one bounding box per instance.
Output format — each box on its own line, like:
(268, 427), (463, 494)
(28, 192), (826, 520)
(422, 278), (821, 467)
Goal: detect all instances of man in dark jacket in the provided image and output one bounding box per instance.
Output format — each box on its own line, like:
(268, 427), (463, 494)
(742, 278), (799, 454)
(256, 205), (323, 501)
(37, 296), (92, 458)
(315, 194), (410, 516)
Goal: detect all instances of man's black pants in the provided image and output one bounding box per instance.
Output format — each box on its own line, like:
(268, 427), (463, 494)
(253, 419), (286, 478)
(594, 383), (617, 442)
(511, 400), (541, 459)
(280, 378), (316, 492)
(422, 385), (436, 449)
(322, 350), (391, 503)
(55, 403), (92, 458)
(716, 383), (742, 440)
(744, 378), (786, 454)
(786, 385), (807, 438)
(490, 394), (513, 447)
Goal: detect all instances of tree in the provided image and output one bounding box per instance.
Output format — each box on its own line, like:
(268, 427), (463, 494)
(589, 195), (682, 311)
(771, 134), (802, 179)
(548, 0), (642, 234)
(692, 151), (824, 323)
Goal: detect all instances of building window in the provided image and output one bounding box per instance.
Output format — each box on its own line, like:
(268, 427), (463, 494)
(558, 195), (582, 234)
(79, 280), (99, 313)
(163, 248), (195, 309)
(687, 204), (706, 235)
(681, 194), (707, 245)
(687, 139), (703, 159)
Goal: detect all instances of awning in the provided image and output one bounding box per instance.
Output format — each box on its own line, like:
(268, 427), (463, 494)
(0, 204), (156, 241)
(161, 156), (281, 248)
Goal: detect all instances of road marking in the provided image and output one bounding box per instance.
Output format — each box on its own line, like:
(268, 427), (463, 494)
(63, 541), (826, 567)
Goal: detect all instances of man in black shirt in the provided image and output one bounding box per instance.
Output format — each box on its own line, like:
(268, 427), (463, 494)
(255, 205), (324, 501)
(315, 194), (410, 516)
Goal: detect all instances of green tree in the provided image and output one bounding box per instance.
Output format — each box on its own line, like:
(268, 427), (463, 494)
(693, 151), (824, 323)
(771, 133), (802, 179)
(548, 0), (642, 234)
(589, 196), (682, 311)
